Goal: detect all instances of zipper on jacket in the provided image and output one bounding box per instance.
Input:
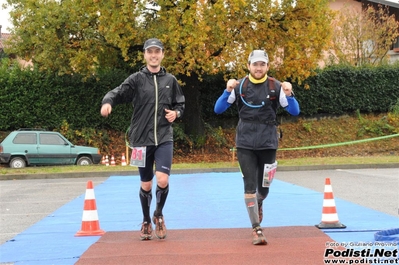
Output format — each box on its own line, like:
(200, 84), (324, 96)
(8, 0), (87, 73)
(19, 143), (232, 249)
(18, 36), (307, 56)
(153, 74), (158, 146)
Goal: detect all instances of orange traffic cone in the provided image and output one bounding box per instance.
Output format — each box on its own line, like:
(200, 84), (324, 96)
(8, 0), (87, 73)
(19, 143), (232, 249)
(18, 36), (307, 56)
(104, 155), (109, 166)
(110, 155), (116, 166)
(315, 178), (346, 229)
(75, 180), (105, 236)
(121, 153), (127, 166)
(101, 156), (106, 165)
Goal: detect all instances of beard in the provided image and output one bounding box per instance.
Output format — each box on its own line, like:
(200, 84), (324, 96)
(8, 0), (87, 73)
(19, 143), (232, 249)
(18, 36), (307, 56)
(250, 71), (266, 80)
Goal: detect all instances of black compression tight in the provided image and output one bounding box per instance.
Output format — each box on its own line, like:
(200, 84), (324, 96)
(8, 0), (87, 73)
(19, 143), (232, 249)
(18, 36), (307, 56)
(237, 148), (276, 197)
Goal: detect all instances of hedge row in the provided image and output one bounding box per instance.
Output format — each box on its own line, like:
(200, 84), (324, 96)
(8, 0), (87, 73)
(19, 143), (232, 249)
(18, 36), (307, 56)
(0, 65), (131, 131)
(294, 65), (399, 116)
(1, 62), (398, 132)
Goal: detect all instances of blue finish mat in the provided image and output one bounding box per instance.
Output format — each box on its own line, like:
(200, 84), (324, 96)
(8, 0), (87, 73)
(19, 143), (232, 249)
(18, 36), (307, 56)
(1, 172), (398, 264)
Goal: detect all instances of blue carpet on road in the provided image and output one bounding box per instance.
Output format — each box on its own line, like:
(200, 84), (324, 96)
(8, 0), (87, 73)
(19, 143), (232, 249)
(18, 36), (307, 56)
(0, 172), (398, 264)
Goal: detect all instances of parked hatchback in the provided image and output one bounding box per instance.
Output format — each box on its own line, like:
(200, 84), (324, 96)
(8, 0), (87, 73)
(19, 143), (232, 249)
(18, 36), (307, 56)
(0, 129), (102, 168)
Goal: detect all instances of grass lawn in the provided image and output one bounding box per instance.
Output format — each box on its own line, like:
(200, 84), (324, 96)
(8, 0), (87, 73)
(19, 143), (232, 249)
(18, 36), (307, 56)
(1, 155), (398, 175)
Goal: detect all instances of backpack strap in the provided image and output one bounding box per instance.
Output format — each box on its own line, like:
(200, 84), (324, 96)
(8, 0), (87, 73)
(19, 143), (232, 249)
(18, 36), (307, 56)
(240, 76), (250, 97)
(268, 77), (276, 98)
(267, 77), (279, 112)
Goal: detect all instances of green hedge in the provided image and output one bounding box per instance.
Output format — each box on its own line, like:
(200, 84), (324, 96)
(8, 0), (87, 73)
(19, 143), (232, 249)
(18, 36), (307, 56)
(1, 61), (398, 132)
(0, 63), (132, 131)
(293, 65), (399, 115)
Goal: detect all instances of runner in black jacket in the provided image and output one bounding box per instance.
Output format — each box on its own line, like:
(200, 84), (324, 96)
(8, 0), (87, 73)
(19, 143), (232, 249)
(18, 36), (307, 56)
(101, 38), (185, 241)
(214, 50), (300, 245)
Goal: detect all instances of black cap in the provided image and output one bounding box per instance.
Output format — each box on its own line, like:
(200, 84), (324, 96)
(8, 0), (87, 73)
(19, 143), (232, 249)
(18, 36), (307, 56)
(143, 38), (164, 50)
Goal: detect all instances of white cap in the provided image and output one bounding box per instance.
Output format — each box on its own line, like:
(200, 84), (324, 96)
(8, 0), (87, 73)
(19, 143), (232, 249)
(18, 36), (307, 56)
(248, 50), (269, 64)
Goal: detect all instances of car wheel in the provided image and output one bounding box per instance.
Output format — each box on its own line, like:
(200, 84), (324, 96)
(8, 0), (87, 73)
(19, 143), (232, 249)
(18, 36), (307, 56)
(10, 157), (27, 168)
(77, 156), (93, 166)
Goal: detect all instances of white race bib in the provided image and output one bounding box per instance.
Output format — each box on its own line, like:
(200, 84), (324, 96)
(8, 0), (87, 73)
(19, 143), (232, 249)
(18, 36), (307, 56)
(262, 161), (278, 187)
(130, 146), (146, 167)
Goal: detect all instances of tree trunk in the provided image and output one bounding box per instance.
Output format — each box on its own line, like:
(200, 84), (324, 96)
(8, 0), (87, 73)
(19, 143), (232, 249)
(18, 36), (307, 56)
(180, 74), (205, 137)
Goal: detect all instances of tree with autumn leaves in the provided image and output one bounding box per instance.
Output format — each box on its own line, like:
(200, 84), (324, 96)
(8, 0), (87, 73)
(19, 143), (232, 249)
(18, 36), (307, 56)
(328, 3), (399, 66)
(4, 0), (334, 136)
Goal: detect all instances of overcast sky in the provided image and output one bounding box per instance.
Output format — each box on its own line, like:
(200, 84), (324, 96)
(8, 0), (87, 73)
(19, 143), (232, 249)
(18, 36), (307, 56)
(0, 0), (12, 33)
(1, 0), (399, 34)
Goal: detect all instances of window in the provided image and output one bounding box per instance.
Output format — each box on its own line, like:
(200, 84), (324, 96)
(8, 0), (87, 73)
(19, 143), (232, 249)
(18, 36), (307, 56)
(13, 133), (37, 144)
(392, 37), (399, 51)
(39, 134), (67, 145)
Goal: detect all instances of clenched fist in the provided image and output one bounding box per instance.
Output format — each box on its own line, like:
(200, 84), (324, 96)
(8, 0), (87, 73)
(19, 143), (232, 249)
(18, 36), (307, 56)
(281, 82), (293, 96)
(226, 79), (239, 92)
(101, 103), (112, 117)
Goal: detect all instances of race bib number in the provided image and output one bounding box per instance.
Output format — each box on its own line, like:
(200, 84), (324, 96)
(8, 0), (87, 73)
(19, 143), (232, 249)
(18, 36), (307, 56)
(262, 161), (278, 187)
(130, 146), (146, 167)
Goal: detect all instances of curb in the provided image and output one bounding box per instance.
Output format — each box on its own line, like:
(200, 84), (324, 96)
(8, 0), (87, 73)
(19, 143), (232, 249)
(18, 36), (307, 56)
(1, 163), (398, 181)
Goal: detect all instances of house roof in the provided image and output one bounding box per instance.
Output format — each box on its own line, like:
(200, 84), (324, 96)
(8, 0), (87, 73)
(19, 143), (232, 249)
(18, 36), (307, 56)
(365, 0), (399, 8)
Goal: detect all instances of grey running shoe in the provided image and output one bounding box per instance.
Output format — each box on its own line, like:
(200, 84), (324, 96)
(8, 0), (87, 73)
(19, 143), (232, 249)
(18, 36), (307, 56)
(140, 221), (153, 240)
(252, 226), (267, 245)
(152, 215), (167, 239)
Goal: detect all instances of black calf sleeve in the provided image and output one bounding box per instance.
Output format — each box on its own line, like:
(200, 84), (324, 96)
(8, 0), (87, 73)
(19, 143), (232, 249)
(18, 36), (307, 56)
(155, 185), (169, 217)
(139, 188), (152, 223)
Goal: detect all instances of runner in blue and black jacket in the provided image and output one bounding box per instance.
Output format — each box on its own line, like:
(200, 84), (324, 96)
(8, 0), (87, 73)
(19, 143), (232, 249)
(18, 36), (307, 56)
(214, 49), (300, 245)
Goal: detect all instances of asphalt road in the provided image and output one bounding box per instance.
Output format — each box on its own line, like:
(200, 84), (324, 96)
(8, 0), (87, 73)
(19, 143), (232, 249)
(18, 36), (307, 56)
(0, 166), (398, 245)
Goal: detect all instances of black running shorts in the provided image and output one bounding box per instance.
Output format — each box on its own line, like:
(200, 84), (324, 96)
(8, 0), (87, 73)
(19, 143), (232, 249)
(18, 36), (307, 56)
(139, 141), (173, 182)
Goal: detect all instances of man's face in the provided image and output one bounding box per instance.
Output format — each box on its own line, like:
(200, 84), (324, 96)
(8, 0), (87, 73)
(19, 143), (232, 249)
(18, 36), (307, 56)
(248, 61), (269, 80)
(144, 47), (164, 68)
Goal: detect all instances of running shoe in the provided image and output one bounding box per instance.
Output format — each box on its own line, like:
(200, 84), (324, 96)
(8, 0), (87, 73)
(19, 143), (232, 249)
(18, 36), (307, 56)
(252, 226), (267, 245)
(152, 214), (167, 239)
(140, 221), (153, 241)
(258, 202), (263, 224)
